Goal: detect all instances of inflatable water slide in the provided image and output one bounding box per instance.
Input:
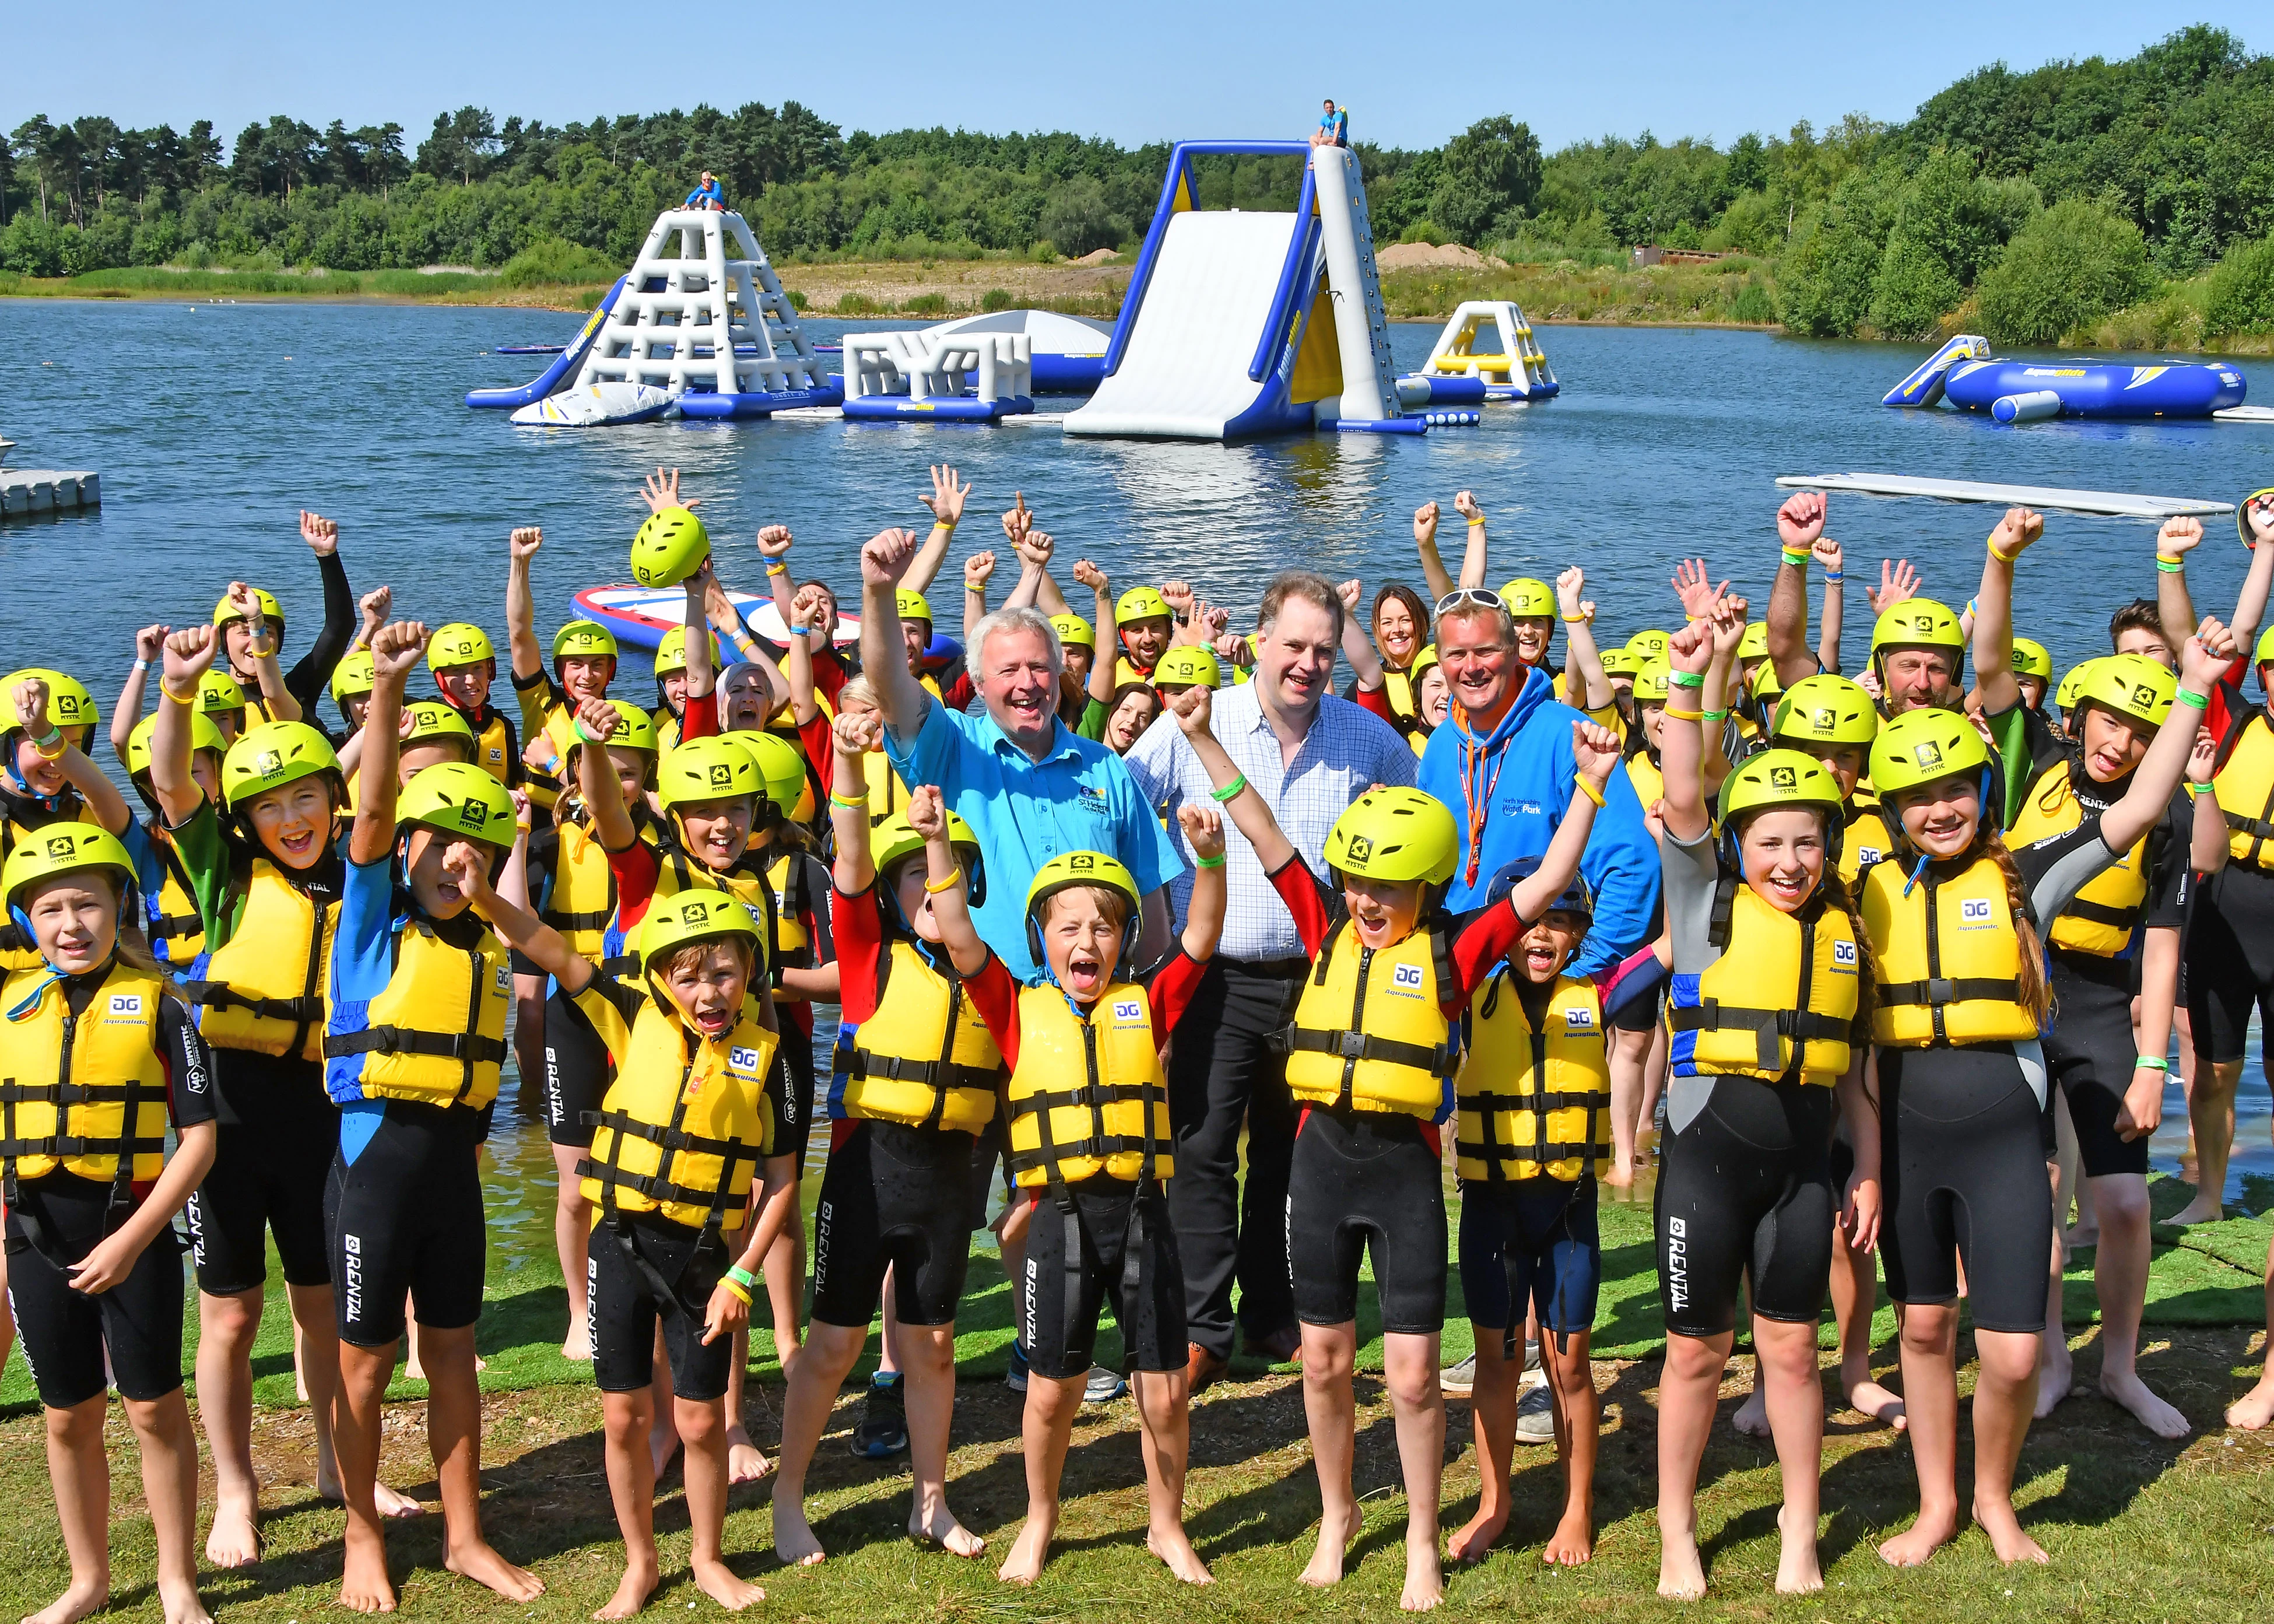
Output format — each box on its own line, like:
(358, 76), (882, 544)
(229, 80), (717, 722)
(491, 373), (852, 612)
(1066, 142), (1424, 440)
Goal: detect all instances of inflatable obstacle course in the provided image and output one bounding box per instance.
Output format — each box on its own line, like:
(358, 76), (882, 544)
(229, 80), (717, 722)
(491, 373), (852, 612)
(920, 310), (1114, 392)
(1066, 143), (1421, 440)
(1397, 301), (1559, 406)
(842, 330), (1036, 422)
(1882, 334), (2245, 420)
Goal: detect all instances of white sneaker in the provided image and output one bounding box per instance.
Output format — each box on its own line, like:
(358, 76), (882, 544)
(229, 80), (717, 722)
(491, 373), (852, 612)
(1514, 1384), (1557, 1444)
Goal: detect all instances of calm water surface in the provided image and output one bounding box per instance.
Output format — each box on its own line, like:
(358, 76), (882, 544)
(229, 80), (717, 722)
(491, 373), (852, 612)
(6, 299), (2272, 1260)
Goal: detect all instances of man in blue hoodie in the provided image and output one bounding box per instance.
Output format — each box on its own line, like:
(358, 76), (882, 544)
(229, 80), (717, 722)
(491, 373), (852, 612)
(1417, 595), (1658, 974)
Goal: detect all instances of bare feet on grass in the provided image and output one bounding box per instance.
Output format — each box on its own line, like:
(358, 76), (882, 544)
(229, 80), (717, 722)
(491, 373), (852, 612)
(1656, 1521), (1707, 1600)
(317, 1465), (425, 1521)
(1844, 1375), (1908, 1430)
(2100, 1369), (2190, 1439)
(1401, 1541), (1444, 1611)
(1541, 1504), (1594, 1566)
(24, 1575), (106, 1624)
(771, 1504), (826, 1567)
(2167, 1194), (2223, 1228)
(445, 1537), (545, 1603)
(592, 1556), (657, 1620)
(1773, 1504), (1823, 1594)
(2037, 1336), (2075, 1419)
(159, 1576), (214, 1624)
(1731, 1384), (1770, 1437)
(1975, 1496), (2049, 1566)
(204, 1496), (261, 1568)
(726, 1425), (771, 1484)
(909, 1502), (984, 1558)
(692, 1557), (766, 1611)
(1147, 1525), (1213, 1584)
(1877, 1502), (1961, 1567)
(2227, 1374), (2274, 1429)
(996, 1515), (1052, 1585)
(1445, 1502), (1507, 1564)
(339, 1530), (395, 1614)
(1297, 1503), (1361, 1587)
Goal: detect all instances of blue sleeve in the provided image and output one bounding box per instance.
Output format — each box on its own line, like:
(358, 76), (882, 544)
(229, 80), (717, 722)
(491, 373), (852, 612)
(882, 695), (959, 793)
(324, 851), (399, 1102)
(1573, 759), (1660, 974)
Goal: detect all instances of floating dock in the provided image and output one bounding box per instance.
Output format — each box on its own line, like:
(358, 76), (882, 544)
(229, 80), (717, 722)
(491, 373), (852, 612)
(1, 470), (101, 520)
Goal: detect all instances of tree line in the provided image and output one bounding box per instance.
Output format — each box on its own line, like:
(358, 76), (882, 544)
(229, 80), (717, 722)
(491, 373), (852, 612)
(5, 25), (2272, 343)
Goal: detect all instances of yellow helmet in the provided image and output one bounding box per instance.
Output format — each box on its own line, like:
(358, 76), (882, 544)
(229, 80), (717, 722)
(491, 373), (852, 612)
(734, 730), (808, 814)
(1325, 787), (1458, 885)
(1717, 748), (1844, 829)
(894, 588), (935, 627)
(1024, 849), (1143, 972)
(638, 889), (761, 967)
(553, 619), (620, 663)
(1868, 708), (1993, 798)
(199, 670), (247, 717)
(2, 668), (97, 737)
(629, 506), (711, 589)
(1116, 586), (1172, 625)
(402, 699), (476, 757)
(3, 824), (135, 911)
(1599, 647), (1642, 680)
(1625, 630), (1671, 662)
(1051, 612), (1094, 650)
(1771, 674), (1879, 748)
(330, 648), (377, 705)
(1411, 643), (1441, 679)
(2010, 637), (2052, 680)
(872, 808), (983, 896)
(2253, 625), (2274, 669)
(1750, 660), (1785, 700)
(575, 699), (659, 757)
(1633, 660), (1671, 703)
(125, 711), (225, 780)
(395, 762), (515, 850)
(221, 720), (342, 809)
(1871, 598), (1965, 661)
(1153, 645), (1222, 690)
(656, 736), (760, 811)
(654, 625), (722, 678)
(1736, 622), (1769, 661)
(1499, 578), (1555, 619)
(213, 587), (284, 629)
(2071, 652), (2175, 731)
(426, 623), (497, 672)
(2055, 662), (2093, 713)
(2239, 487), (2274, 549)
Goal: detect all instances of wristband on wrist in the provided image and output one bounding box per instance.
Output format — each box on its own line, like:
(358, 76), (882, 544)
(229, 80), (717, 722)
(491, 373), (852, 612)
(160, 681), (195, 706)
(573, 719), (602, 743)
(1823, 571), (1844, 583)
(932, 517), (956, 531)
(1988, 541), (2019, 564)
(131, 658), (149, 672)
(829, 790), (867, 810)
(1663, 705), (1704, 722)
(1573, 773), (1605, 808)
(1781, 549), (1810, 568)
(2156, 556), (2184, 573)
(726, 1265), (757, 1292)
(1210, 773), (1249, 804)
(766, 561), (789, 576)
(1668, 669), (1706, 689)
(1194, 853), (1227, 868)
(1703, 709), (1729, 724)
(718, 1277), (752, 1306)
(924, 869), (965, 895)
(2135, 1055), (2170, 1072)
(2175, 686), (2208, 710)
(1465, 515), (1486, 527)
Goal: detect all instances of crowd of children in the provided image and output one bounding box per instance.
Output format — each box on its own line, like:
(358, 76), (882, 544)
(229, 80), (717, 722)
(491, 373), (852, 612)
(5, 462), (2273, 1619)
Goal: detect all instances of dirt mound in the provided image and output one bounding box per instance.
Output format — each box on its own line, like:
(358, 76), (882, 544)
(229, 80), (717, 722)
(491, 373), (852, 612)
(1376, 241), (1506, 271)
(1071, 247), (1120, 266)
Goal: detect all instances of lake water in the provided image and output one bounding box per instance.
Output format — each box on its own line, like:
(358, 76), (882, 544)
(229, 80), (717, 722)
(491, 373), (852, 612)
(5, 298), (2272, 1261)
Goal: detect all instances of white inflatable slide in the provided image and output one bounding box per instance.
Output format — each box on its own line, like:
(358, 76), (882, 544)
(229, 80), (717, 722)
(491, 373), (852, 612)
(1066, 142), (1419, 441)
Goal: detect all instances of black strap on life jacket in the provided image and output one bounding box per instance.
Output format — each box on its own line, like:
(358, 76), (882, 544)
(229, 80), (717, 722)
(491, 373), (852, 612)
(0, 1075), (164, 1260)
(1457, 969), (1606, 1185)
(1686, 876), (1847, 1074)
(178, 983), (322, 1023)
(1280, 912), (1459, 1112)
(324, 1027), (507, 1062)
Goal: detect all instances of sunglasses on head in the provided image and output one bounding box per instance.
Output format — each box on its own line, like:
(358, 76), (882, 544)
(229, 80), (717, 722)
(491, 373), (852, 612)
(1434, 587), (1504, 616)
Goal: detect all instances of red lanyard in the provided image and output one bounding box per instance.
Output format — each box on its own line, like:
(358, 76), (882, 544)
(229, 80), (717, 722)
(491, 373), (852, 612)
(1455, 708), (1508, 889)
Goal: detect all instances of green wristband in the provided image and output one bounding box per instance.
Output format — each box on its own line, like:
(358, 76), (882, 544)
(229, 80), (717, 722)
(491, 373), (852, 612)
(726, 1265), (757, 1291)
(1781, 549), (1809, 568)
(1210, 773), (1249, 804)
(2134, 1055), (2169, 1072)
(2156, 556), (2184, 574)
(1668, 669), (1706, 689)
(1194, 854), (1226, 869)
(2175, 686), (2208, 711)
(1703, 709), (1728, 724)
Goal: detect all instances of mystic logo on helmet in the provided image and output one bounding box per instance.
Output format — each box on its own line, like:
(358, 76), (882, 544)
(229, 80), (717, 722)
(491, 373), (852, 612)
(254, 750), (285, 778)
(708, 763), (734, 787)
(45, 834), (73, 859)
(2132, 684), (2156, 708)
(1809, 708), (1836, 733)
(1912, 741), (1943, 768)
(680, 900), (709, 925)
(1769, 765), (1796, 790)
(1345, 836), (1375, 864)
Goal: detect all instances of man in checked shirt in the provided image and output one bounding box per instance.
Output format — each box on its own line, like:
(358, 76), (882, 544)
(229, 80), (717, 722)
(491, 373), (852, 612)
(1124, 570), (1417, 1389)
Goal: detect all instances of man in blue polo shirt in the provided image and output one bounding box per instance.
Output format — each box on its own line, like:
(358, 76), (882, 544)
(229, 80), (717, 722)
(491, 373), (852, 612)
(861, 524), (1181, 984)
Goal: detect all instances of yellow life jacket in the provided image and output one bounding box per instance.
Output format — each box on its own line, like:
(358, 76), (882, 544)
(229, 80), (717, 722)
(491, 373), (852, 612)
(653, 848), (774, 967)
(524, 705), (574, 813)
(1006, 981), (1171, 1186)
(766, 850), (816, 1004)
(1864, 853), (2040, 1047)
(468, 706), (515, 786)
(2215, 712), (2274, 869)
(539, 811), (638, 972)
(578, 987), (780, 1234)
(1840, 797), (1897, 885)
(844, 939), (1002, 1132)
(238, 687), (280, 727)
(141, 820), (206, 966)
(863, 753), (909, 827)
(1283, 918), (1461, 1118)
(0, 962), (173, 1191)
(1668, 882), (1859, 1086)
(1381, 664), (1418, 725)
(1113, 655), (1155, 689)
(324, 919), (512, 1109)
(185, 855), (341, 1060)
(1623, 752), (1665, 815)
(1456, 970), (1610, 1182)
(2008, 761), (2148, 956)
(1407, 727), (1430, 760)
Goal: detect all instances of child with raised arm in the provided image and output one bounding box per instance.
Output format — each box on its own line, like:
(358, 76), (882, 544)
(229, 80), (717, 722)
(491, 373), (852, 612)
(1163, 682), (1622, 1610)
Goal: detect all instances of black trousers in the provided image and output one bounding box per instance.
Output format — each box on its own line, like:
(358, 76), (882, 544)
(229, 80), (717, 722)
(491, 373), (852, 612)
(1166, 955), (1304, 1360)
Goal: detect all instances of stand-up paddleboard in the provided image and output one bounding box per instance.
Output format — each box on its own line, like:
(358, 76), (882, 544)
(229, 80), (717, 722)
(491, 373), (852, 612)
(1775, 472), (2234, 521)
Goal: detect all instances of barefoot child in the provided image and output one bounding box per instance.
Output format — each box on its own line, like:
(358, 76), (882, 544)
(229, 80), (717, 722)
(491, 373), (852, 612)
(936, 807), (1226, 1586)
(468, 869), (799, 1615)
(1164, 682), (1622, 1610)
(321, 620), (540, 1611)
(4, 826), (219, 1624)
(770, 722), (1003, 1569)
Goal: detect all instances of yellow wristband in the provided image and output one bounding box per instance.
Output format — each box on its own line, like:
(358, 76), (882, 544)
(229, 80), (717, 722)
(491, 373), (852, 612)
(1574, 773), (1605, 808)
(1465, 516), (1486, 527)
(1988, 541), (2019, 564)
(160, 681), (196, 706)
(829, 790), (867, 809)
(718, 1278), (752, 1306)
(924, 869), (966, 895)
(1663, 705), (1704, 722)
(766, 561), (789, 576)
(932, 517), (956, 531)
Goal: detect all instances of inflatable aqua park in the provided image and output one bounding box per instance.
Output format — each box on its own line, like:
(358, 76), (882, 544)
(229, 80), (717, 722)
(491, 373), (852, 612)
(1884, 335), (2246, 421)
(1395, 301), (1559, 407)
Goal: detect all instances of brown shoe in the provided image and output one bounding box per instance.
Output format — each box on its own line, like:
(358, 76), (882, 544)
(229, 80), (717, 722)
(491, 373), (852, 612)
(1185, 1342), (1229, 1395)
(1244, 1324), (1304, 1365)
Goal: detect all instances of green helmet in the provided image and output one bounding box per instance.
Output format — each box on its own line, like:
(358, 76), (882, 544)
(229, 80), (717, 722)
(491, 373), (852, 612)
(3, 824), (135, 911)
(1153, 645), (1222, 690)
(1599, 647), (1642, 680)
(2055, 662), (2094, 714)
(330, 648), (377, 705)
(1736, 622), (1769, 662)
(221, 721), (341, 809)
(629, 506), (711, 589)
(1770, 674), (1879, 749)
(213, 587), (283, 629)
(1051, 612), (1095, 650)
(2, 668), (97, 738)
(894, 588), (935, 627)
(426, 623), (497, 672)
(569, 699), (660, 759)
(2239, 487), (2274, 550)
(657, 736), (760, 812)
(199, 670), (247, 717)
(1717, 748), (1844, 829)
(872, 808), (983, 896)
(1868, 708), (1993, 798)
(2253, 625), (2274, 669)
(2010, 637), (2053, 681)
(1325, 787), (1458, 885)
(2071, 653), (2175, 731)
(125, 711), (225, 780)
(553, 620), (620, 664)
(1625, 630), (1671, 662)
(1499, 578), (1555, 619)
(396, 762), (515, 851)
(1116, 587), (1172, 625)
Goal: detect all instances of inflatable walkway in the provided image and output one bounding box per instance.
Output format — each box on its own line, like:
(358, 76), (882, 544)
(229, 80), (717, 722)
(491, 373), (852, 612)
(1066, 143), (1419, 440)
(466, 276), (631, 409)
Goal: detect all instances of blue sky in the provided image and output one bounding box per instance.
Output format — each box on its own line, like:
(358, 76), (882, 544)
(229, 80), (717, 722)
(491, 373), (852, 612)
(7, 2), (2264, 154)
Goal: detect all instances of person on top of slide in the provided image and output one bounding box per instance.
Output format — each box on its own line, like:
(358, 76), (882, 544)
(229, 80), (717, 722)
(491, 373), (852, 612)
(1310, 100), (1348, 148)
(684, 171), (725, 211)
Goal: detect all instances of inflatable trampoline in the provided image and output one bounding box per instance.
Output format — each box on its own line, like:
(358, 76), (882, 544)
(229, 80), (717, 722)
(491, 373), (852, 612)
(1885, 335), (2246, 420)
